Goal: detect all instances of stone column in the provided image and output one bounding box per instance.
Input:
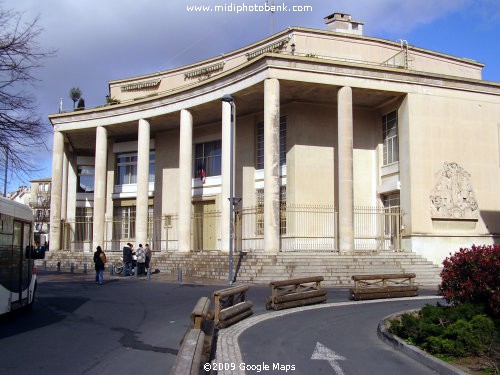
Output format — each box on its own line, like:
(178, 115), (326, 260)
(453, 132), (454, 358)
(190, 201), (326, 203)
(66, 154), (77, 250)
(220, 100), (232, 253)
(49, 131), (64, 251)
(178, 110), (193, 252)
(264, 78), (280, 252)
(93, 126), (107, 251)
(61, 151), (68, 221)
(136, 119), (150, 246)
(337, 86), (354, 253)
(105, 141), (116, 248)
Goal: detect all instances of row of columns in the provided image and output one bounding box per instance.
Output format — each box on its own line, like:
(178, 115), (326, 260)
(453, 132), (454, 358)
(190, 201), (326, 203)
(49, 80), (354, 253)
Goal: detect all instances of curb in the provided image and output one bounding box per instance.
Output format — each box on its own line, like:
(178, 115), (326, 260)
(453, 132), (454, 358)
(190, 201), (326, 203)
(377, 311), (468, 375)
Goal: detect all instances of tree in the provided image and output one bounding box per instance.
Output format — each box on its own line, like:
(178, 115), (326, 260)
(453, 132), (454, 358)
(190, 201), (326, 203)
(0, 7), (54, 185)
(70, 87), (81, 109)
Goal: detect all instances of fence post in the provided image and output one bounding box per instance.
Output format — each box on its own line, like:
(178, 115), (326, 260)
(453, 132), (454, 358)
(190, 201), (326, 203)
(83, 263), (87, 274)
(147, 267), (150, 280)
(70, 263), (74, 273)
(57, 261), (61, 272)
(43, 261), (47, 271)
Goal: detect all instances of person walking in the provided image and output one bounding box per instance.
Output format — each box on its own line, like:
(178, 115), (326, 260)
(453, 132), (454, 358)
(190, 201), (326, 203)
(136, 244), (146, 276)
(93, 246), (106, 285)
(145, 243), (152, 275)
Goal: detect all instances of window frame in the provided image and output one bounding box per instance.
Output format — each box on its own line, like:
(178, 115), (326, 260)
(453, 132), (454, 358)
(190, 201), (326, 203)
(256, 116), (287, 170)
(115, 152), (155, 185)
(194, 140), (222, 178)
(382, 111), (398, 166)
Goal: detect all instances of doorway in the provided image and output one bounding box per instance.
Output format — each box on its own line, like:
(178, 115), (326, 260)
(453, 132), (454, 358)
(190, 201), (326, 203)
(192, 200), (217, 251)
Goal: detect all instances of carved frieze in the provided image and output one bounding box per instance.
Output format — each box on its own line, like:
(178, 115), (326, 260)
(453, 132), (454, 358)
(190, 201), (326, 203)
(430, 162), (478, 220)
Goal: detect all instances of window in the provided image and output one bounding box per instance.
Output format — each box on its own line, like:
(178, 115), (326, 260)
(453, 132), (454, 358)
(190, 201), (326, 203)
(194, 140), (221, 177)
(382, 193), (400, 235)
(114, 206), (136, 240)
(75, 207), (93, 242)
(113, 205), (153, 240)
(255, 186), (286, 235)
(382, 111), (398, 165)
(149, 153), (155, 183)
(78, 166), (95, 193)
(256, 116), (287, 169)
(147, 206), (154, 239)
(116, 152), (155, 185)
(117, 154), (137, 185)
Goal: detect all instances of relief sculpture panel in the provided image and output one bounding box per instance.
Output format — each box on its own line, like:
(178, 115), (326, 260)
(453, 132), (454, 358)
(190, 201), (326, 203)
(430, 162), (478, 220)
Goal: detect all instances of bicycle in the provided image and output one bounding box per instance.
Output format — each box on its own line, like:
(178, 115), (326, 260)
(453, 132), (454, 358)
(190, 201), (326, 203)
(113, 257), (136, 275)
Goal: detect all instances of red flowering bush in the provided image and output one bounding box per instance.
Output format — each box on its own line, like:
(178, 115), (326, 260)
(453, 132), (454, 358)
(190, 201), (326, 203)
(440, 244), (500, 316)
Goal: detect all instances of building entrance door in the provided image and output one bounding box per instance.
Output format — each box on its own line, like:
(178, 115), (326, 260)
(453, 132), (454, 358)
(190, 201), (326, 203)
(192, 200), (217, 251)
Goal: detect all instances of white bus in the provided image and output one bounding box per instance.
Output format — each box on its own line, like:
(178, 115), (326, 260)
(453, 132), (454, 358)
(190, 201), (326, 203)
(0, 197), (38, 315)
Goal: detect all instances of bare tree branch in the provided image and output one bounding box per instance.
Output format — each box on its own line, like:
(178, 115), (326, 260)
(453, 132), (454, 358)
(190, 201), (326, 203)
(0, 7), (55, 185)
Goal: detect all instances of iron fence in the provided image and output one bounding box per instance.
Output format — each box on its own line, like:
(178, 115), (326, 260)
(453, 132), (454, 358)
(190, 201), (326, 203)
(61, 205), (401, 252)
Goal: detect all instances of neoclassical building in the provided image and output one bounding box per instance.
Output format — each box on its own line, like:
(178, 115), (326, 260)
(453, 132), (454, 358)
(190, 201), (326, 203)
(49, 13), (500, 265)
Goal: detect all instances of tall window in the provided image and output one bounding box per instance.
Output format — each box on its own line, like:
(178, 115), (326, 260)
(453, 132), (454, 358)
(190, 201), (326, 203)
(256, 186), (286, 235)
(116, 152), (155, 185)
(382, 193), (400, 235)
(149, 153), (155, 183)
(382, 111), (398, 165)
(75, 207), (93, 241)
(77, 166), (95, 193)
(256, 116), (287, 170)
(194, 140), (221, 177)
(114, 206), (136, 240)
(113, 205), (154, 240)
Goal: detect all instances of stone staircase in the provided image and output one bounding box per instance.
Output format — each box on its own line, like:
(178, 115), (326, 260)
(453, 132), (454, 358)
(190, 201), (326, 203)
(41, 249), (442, 288)
(235, 251), (442, 287)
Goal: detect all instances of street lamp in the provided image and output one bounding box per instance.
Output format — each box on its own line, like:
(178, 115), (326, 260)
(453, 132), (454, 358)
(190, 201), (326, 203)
(221, 94), (235, 283)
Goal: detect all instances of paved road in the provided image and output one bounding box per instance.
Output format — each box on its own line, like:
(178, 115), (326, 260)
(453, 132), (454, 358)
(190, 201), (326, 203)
(1, 271), (442, 375)
(237, 298), (443, 375)
(0, 271), (236, 375)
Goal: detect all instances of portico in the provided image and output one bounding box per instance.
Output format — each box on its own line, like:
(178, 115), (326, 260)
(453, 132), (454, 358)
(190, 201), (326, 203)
(50, 71), (367, 254)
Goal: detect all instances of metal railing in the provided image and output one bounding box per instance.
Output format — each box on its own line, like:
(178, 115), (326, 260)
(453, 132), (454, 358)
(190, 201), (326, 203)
(61, 205), (401, 252)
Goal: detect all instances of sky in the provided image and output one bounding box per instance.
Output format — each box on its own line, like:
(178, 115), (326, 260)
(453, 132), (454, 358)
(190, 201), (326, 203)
(2, 0), (500, 193)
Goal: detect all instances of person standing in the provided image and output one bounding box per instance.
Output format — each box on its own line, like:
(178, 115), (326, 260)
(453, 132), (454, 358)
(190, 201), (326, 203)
(136, 244), (146, 276)
(123, 243), (133, 276)
(145, 243), (152, 274)
(93, 246), (106, 285)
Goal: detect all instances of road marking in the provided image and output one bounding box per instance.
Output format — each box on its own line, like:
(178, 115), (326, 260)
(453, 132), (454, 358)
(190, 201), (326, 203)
(311, 342), (346, 375)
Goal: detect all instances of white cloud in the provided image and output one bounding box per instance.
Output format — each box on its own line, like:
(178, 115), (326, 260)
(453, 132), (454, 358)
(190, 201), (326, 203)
(1, 0), (498, 189)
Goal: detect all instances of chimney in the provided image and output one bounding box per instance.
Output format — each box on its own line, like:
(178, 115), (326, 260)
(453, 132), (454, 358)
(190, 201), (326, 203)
(324, 13), (363, 36)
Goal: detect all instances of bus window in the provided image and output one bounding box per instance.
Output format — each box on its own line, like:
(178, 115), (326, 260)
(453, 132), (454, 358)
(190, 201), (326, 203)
(22, 222), (32, 290)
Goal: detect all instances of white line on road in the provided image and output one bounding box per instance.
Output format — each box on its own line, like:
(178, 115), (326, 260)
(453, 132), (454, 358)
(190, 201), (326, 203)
(311, 342), (346, 375)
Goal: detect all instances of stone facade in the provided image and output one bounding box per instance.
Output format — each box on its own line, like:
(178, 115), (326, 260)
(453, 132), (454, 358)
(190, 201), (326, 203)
(48, 18), (500, 267)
